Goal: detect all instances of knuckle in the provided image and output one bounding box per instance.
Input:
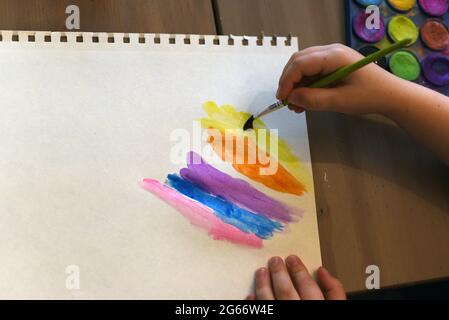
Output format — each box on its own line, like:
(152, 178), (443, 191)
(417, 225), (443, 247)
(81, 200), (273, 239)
(292, 51), (301, 60)
(256, 287), (273, 300)
(255, 285), (267, 294)
(288, 90), (300, 101)
(308, 52), (323, 62)
(330, 45), (359, 64)
(278, 75), (285, 87)
(277, 286), (296, 299)
(255, 279), (268, 290)
(332, 43), (347, 50)
(334, 280), (345, 290)
(308, 51), (324, 59)
(308, 95), (320, 108)
(289, 263), (307, 274)
(301, 277), (319, 289)
(291, 56), (303, 69)
(330, 47), (347, 59)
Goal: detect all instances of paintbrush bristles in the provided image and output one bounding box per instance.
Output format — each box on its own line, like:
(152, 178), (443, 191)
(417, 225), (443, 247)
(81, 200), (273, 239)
(243, 115), (255, 131)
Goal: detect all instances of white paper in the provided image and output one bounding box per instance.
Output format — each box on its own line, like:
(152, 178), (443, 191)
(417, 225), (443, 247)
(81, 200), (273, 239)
(0, 32), (320, 299)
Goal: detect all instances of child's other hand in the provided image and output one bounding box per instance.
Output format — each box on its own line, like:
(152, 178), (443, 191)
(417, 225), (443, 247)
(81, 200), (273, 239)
(246, 255), (346, 300)
(277, 44), (401, 116)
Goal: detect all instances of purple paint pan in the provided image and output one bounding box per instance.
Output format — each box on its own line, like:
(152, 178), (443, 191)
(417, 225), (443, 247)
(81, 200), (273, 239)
(421, 53), (449, 86)
(419, 0), (449, 17)
(353, 10), (386, 43)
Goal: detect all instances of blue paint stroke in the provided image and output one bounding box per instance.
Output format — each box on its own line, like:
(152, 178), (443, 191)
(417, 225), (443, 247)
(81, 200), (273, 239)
(166, 174), (284, 239)
(180, 151), (296, 222)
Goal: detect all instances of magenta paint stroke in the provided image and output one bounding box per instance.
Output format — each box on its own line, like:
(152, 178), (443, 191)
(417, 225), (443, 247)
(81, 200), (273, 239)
(181, 152), (301, 222)
(140, 178), (263, 248)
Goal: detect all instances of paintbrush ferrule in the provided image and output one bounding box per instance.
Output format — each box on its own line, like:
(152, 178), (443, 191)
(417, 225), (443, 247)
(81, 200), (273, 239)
(253, 100), (287, 120)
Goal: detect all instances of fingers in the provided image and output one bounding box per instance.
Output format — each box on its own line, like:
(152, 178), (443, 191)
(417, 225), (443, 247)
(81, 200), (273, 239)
(287, 87), (341, 111)
(317, 267), (347, 300)
(288, 104), (305, 114)
(296, 44), (347, 57)
(268, 257), (301, 300)
(281, 44), (347, 78)
(277, 45), (357, 100)
(277, 51), (327, 100)
(255, 267), (275, 300)
(278, 46), (333, 86)
(252, 257), (346, 301)
(285, 255), (325, 300)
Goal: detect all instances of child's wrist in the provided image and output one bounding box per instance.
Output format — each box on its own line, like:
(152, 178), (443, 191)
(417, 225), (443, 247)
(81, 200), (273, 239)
(376, 77), (411, 120)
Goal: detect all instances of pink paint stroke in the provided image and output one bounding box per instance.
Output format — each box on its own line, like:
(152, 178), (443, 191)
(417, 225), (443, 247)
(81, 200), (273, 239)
(140, 179), (263, 248)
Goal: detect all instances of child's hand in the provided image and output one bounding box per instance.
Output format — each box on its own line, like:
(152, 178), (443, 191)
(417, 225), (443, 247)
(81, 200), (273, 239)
(277, 44), (402, 116)
(246, 255), (346, 300)
(278, 43), (449, 164)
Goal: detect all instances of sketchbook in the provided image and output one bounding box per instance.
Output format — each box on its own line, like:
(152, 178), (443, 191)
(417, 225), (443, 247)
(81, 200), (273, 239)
(0, 31), (321, 299)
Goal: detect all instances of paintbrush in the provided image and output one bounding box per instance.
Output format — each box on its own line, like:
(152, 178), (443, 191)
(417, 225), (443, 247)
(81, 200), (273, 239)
(243, 38), (412, 131)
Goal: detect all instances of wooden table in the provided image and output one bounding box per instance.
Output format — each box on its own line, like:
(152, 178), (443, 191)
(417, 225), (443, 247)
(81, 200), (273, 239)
(1, 0), (448, 293)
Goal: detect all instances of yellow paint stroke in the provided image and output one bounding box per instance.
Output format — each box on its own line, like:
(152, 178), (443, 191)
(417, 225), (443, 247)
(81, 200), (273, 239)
(199, 101), (312, 195)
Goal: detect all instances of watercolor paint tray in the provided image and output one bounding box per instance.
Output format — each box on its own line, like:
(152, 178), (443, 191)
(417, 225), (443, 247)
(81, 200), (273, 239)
(346, 0), (449, 95)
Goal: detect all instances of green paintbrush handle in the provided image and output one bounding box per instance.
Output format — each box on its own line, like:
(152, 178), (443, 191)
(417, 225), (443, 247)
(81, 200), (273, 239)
(310, 38), (411, 88)
(281, 38), (411, 105)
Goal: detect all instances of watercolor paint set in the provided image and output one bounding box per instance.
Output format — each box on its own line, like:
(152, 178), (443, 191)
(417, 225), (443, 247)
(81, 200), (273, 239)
(346, 0), (449, 95)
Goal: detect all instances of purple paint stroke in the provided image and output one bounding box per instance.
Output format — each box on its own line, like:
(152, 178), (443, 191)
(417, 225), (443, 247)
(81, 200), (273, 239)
(180, 151), (302, 222)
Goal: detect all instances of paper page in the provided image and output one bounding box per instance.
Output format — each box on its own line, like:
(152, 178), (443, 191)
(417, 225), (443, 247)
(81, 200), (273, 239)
(0, 32), (320, 299)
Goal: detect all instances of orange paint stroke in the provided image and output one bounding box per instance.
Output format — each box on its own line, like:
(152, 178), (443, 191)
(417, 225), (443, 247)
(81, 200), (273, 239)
(200, 102), (312, 193)
(207, 129), (306, 196)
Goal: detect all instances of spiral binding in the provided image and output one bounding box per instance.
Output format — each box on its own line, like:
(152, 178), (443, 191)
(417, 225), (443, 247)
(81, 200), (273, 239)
(0, 31), (295, 47)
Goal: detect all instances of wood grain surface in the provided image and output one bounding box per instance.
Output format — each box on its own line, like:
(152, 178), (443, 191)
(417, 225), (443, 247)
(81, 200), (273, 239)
(213, 0), (345, 48)
(0, 0), (216, 34)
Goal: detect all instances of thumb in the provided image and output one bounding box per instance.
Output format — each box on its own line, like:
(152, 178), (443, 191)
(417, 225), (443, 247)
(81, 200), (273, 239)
(287, 87), (340, 111)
